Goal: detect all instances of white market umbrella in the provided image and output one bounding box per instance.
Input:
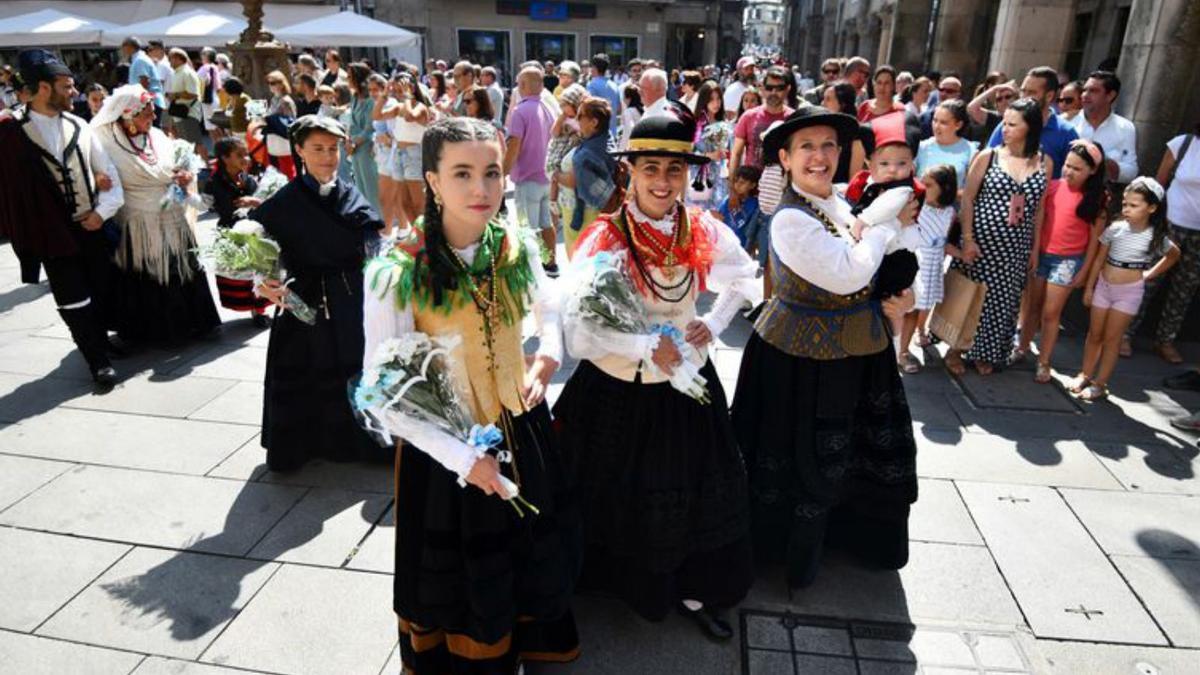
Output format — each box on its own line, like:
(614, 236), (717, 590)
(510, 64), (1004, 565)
(275, 10), (420, 49)
(0, 8), (121, 47)
(101, 9), (256, 49)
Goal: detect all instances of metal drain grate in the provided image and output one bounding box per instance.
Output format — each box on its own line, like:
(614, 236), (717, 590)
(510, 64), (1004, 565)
(739, 609), (1036, 674)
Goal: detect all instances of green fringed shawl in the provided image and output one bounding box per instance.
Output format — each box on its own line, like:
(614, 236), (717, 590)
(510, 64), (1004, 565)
(365, 217), (538, 326)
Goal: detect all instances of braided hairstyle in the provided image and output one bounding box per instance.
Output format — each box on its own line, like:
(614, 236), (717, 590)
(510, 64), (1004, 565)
(419, 116), (505, 307)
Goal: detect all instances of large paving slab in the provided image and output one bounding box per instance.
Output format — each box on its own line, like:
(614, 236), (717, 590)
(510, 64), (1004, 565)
(908, 478), (983, 546)
(39, 547), (279, 659)
(945, 392), (1186, 444)
(247, 488), (391, 566)
(204, 436), (267, 482)
(558, 593), (737, 674)
(958, 482), (1165, 644)
(954, 367), (1080, 413)
(1036, 639), (1200, 674)
(0, 371), (94, 424)
(259, 458), (394, 494)
(187, 381), (263, 427)
(0, 629), (145, 674)
(62, 373), (238, 418)
(0, 454), (73, 511)
(345, 506), (394, 574)
(1061, 489), (1200, 559)
(200, 564), (395, 675)
(132, 657), (251, 674)
(0, 408), (256, 475)
(1110, 555), (1200, 648)
(0, 527), (130, 631)
(744, 542), (1023, 628)
(169, 344), (267, 382)
(0, 335), (92, 380)
(917, 433), (1122, 489)
(0, 465), (306, 555)
(1091, 440), (1200, 494)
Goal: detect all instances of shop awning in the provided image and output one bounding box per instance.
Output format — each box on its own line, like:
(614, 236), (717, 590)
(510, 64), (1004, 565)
(0, 8), (120, 47)
(100, 8), (258, 49)
(275, 10), (420, 49)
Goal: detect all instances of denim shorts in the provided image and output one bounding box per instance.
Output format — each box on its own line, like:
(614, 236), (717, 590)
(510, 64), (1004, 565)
(514, 181), (553, 230)
(393, 144), (423, 181)
(1037, 252), (1085, 286)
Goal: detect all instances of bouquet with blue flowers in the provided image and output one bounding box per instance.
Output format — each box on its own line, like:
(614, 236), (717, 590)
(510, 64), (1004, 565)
(159, 138), (206, 210)
(352, 332), (539, 516)
(193, 219), (318, 324)
(566, 250), (711, 404)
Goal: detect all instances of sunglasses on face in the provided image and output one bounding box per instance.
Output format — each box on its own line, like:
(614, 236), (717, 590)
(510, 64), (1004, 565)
(763, 83), (787, 92)
(1059, 96), (1077, 104)
(822, 69), (839, 75)
(939, 87), (960, 94)
(995, 94), (1015, 102)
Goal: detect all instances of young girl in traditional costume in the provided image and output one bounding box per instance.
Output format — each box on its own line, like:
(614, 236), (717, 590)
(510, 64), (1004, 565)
(203, 136), (270, 326)
(361, 116), (580, 673)
(554, 106), (760, 640)
(731, 107), (920, 589)
(251, 115), (387, 472)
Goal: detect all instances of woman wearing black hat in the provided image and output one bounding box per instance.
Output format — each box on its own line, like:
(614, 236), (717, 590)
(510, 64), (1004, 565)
(554, 106), (760, 639)
(250, 115), (388, 472)
(730, 106), (920, 589)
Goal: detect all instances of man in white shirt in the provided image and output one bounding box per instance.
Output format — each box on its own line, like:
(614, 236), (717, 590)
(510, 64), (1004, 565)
(1071, 70), (1138, 185)
(480, 66), (506, 127)
(4, 50), (124, 387)
(723, 56), (757, 121)
(640, 68), (671, 118)
(166, 48), (206, 159)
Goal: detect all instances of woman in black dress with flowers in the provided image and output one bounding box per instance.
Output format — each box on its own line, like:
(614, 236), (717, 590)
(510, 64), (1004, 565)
(945, 98), (1052, 376)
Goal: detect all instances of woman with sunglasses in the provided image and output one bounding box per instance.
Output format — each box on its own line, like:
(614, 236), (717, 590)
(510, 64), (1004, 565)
(967, 79), (1018, 145)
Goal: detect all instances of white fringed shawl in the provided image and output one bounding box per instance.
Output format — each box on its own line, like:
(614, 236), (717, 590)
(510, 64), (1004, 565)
(96, 124), (199, 283)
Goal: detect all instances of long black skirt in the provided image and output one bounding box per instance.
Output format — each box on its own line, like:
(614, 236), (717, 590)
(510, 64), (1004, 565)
(261, 308), (385, 472)
(113, 252), (220, 344)
(731, 333), (918, 588)
(552, 359), (753, 621)
(394, 403), (581, 673)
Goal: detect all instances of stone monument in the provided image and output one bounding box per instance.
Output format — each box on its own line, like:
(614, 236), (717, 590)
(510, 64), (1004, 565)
(228, 0), (290, 98)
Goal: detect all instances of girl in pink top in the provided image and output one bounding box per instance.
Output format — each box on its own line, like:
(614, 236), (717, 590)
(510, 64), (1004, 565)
(1017, 140), (1109, 383)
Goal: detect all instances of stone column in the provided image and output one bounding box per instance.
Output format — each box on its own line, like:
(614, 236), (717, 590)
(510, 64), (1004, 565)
(929, 0), (997, 82)
(988, 0), (1078, 77)
(887, 0), (933, 74)
(1115, 0), (1200, 175)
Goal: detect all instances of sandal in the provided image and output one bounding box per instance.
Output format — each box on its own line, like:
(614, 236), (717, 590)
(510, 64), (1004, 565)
(1034, 362), (1053, 384)
(1009, 347), (1029, 366)
(899, 353), (921, 374)
(1067, 374), (1092, 394)
(945, 351), (966, 376)
(1077, 383), (1109, 402)
(1155, 342), (1184, 365)
(975, 361), (995, 376)
(915, 333), (932, 348)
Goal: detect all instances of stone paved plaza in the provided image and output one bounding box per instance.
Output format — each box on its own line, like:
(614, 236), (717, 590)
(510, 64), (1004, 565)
(1, 216), (1199, 675)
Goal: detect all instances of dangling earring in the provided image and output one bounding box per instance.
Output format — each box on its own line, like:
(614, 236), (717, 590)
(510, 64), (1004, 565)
(433, 193), (443, 213)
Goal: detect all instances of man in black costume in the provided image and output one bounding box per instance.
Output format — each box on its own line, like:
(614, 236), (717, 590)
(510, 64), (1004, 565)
(0, 50), (123, 388)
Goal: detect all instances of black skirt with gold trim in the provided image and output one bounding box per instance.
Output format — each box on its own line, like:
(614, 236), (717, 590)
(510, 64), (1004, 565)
(393, 402), (581, 673)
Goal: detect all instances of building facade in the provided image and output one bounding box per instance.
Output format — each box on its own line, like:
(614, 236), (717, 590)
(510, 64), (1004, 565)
(744, 0), (789, 57)
(373, 0), (739, 78)
(785, 0), (1200, 182)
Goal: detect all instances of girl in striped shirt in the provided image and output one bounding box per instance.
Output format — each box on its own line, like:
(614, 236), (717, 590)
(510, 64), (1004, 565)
(1072, 178), (1180, 400)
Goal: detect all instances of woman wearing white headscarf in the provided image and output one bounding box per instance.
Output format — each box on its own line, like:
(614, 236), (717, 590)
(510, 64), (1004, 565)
(91, 84), (219, 343)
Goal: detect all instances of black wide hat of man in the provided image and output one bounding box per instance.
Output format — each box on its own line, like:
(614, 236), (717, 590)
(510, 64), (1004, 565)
(761, 106), (860, 166)
(610, 101), (710, 165)
(17, 49), (72, 89)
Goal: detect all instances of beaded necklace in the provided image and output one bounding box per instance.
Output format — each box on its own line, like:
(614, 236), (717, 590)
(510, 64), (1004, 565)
(114, 124), (157, 165)
(619, 203), (694, 303)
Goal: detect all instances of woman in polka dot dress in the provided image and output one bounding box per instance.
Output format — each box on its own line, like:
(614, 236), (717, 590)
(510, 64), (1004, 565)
(946, 99), (1053, 376)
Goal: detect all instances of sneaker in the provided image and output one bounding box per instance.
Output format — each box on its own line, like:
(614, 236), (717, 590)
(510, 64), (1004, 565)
(1169, 412), (1200, 432)
(543, 262), (560, 278)
(1164, 370), (1200, 392)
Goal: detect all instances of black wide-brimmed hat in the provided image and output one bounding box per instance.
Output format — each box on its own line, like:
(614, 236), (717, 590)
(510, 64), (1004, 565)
(762, 106), (861, 165)
(611, 101), (710, 165)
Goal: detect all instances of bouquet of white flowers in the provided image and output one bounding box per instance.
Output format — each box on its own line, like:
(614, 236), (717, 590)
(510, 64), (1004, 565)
(245, 99), (268, 120)
(352, 332), (539, 516)
(566, 250), (711, 404)
(193, 219), (318, 324)
(159, 138), (206, 210)
(253, 166), (289, 201)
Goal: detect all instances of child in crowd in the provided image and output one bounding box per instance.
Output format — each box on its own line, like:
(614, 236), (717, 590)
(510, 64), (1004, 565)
(718, 165), (762, 249)
(899, 164), (958, 372)
(1072, 178), (1180, 401)
(316, 85), (338, 118)
(845, 111), (924, 358)
(1018, 139), (1109, 383)
(202, 137), (270, 327)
